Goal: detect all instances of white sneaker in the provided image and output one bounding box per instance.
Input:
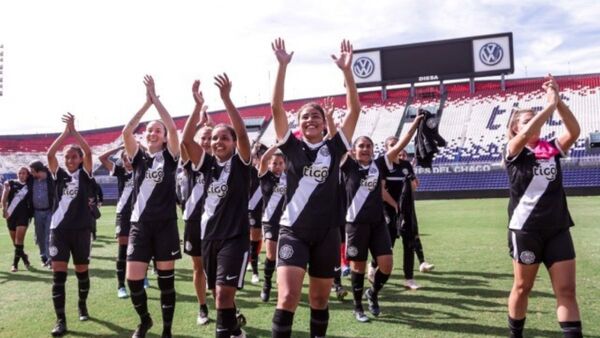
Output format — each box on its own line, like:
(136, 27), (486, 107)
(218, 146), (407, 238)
(197, 311), (209, 325)
(231, 329), (246, 338)
(367, 264), (376, 284)
(404, 279), (420, 290)
(251, 274), (260, 284)
(117, 287), (128, 299)
(419, 262), (435, 273)
(353, 309), (370, 323)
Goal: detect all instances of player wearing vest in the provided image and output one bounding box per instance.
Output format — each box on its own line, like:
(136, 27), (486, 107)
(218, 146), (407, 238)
(182, 75), (251, 338)
(505, 75), (582, 338)
(46, 113), (94, 337)
(248, 149), (265, 285)
(180, 83), (212, 326)
(99, 146), (135, 299)
(270, 38), (360, 338)
(122, 76), (181, 338)
(2, 167), (33, 272)
(257, 145), (287, 302)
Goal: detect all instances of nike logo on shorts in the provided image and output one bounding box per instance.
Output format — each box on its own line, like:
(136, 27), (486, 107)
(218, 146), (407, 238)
(171, 250), (180, 255)
(225, 275), (237, 281)
(334, 266), (341, 272)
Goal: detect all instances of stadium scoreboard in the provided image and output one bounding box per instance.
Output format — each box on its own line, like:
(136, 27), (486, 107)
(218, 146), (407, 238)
(352, 33), (514, 87)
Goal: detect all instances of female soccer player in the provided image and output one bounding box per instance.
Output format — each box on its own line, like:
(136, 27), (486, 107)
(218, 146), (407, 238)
(122, 76), (181, 338)
(248, 143), (266, 285)
(2, 167), (32, 272)
(179, 81), (210, 326)
(269, 38), (360, 338)
(46, 113), (94, 337)
(505, 75), (582, 338)
(98, 146), (135, 299)
(181, 74), (251, 338)
(257, 145), (286, 302)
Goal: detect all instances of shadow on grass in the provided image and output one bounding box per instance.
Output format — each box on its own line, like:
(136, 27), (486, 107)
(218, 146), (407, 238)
(0, 270), (52, 284)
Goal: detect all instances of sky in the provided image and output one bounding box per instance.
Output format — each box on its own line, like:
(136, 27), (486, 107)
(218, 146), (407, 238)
(0, 0), (599, 135)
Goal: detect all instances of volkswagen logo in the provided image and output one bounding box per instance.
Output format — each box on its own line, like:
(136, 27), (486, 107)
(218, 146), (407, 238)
(479, 42), (503, 66)
(353, 56), (375, 78)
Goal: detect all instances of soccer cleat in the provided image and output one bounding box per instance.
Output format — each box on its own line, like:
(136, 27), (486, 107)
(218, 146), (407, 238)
(364, 288), (380, 317)
(335, 285), (348, 301)
(251, 273), (260, 284)
(10, 265), (17, 273)
(197, 310), (209, 325)
(260, 284), (271, 302)
(132, 316), (153, 338)
(404, 279), (420, 290)
(118, 287), (129, 299)
(367, 264), (376, 284)
(143, 277), (150, 289)
(236, 311), (247, 328)
(419, 262), (435, 273)
(353, 309), (370, 323)
(231, 328), (247, 338)
(78, 301), (89, 321)
(51, 319), (67, 337)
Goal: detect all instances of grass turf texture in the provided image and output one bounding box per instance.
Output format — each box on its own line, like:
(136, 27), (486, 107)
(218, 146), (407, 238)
(0, 197), (598, 338)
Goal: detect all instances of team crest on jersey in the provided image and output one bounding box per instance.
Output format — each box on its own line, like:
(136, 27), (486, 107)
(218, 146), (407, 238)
(279, 244), (294, 260)
(49, 246), (58, 257)
(223, 162), (231, 174)
(319, 146), (330, 157)
(369, 166), (377, 175)
(533, 160), (557, 181)
(303, 164), (329, 183)
(520, 250), (536, 264)
(195, 173), (204, 185)
(185, 241), (192, 252)
(402, 168), (409, 175)
(207, 182), (228, 198)
(347, 245), (359, 257)
(145, 167), (164, 183)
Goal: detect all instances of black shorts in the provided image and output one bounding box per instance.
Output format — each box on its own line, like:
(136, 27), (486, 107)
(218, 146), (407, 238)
(6, 215), (30, 231)
(262, 223), (280, 242)
(202, 235), (249, 290)
(508, 228), (575, 268)
(127, 220), (182, 263)
(277, 226), (340, 279)
(184, 219), (202, 257)
(49, 227), (92, 265)
(345, 221), (393, 262)
(115, 213), (132, 238)
(248, 212), (262, 230)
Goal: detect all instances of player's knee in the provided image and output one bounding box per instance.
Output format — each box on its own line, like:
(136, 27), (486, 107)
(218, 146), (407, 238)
(512, 280), (534, 297)
(215, 288), (235, 308)
(554, 282), (576, 300)
(377, 256), (393, 274)
(278, 288), (301, 310)
(308, 291), (329, 309)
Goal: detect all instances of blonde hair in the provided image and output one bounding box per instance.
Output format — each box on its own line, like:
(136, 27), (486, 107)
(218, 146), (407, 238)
(507, 109), (535, 140)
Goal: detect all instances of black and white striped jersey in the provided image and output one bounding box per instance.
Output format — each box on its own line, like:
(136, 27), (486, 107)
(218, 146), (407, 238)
(199, 152), (251, 240)
(341, 158), (384, 224)
(248, 166), (263, 227)
(505, 139), (574, 231)
(130, 148), (179, 223)
(50, 167), (94, 230)
(5, 180), (30, 220)
(278, 130), (350, 230)
(181, 160), (210, 222)
(260, 171), (287, 226)
(375, 156), (414, 203)
(111, 165), (134, 216)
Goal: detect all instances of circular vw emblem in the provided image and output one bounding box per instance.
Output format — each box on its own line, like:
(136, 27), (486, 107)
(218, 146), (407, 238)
(49, 246), (58, 257)
(520, 250), (536, 265)
(479, 42), (503, 66)
(353, 56), (375, 79)
(346, 245), (359, 257)
(279, 244), (294, 260)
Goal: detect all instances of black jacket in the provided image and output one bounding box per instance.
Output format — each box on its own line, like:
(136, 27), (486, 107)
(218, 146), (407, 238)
(414, 110), (446, 168)
(397, 174), (418, 235)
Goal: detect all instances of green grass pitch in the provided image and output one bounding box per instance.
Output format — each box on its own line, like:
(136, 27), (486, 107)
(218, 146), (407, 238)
(0, 197), (598, 337)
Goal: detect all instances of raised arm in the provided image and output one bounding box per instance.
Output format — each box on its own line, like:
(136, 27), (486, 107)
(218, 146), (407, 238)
(181, 80), (207, 166)
(202, 105), (215, 128)
(333, 40), (361, 142)
(258, 145), (279, 176)
(65, 113), (93, 174)
(551, 76), (580, 152)
(386, 115), (423, 164)
(145, 75), (179, 157)
(507, 78), (558, 158)
(98, 146), (123, 173)
(122, 88), (152, 159)
(271, 38), (294, 140)
(47, 114), (74, 174)
(1, 182), (9, 218)
(214, 73), (251, 163)
(323, 97), (337, 140)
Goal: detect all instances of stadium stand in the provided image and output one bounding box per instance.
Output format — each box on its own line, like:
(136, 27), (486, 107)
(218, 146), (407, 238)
(1, 74), (599, 200)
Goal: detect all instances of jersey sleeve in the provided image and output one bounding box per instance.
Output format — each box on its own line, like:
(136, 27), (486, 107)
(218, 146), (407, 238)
(329, 130), (352, 158)
(277, 130), (302, 155)
(504, 144), (526, 164)
(52, 167), (68, 181)
(550, 138), (567, 158)
(340, 157), (357, 174)
(164, 148), (180, 164)
(375, 156), (390, 178)
(131, 147), (144, 167)
(110, 164), (124, 178)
